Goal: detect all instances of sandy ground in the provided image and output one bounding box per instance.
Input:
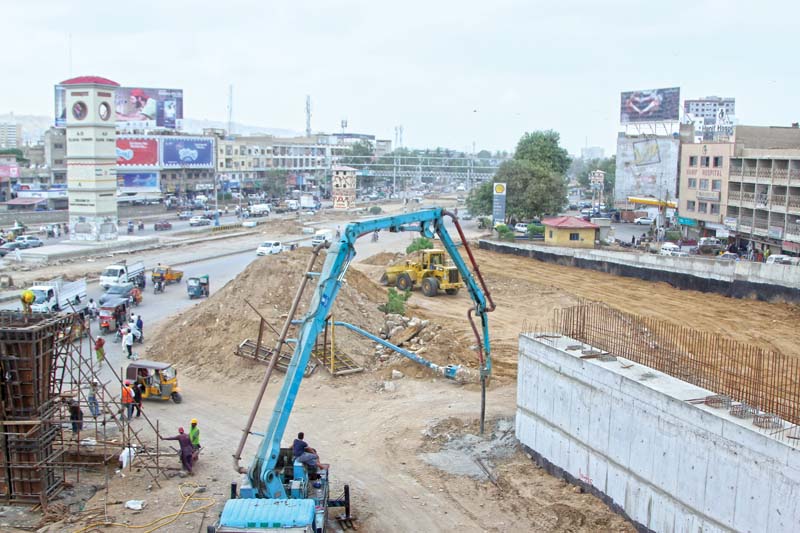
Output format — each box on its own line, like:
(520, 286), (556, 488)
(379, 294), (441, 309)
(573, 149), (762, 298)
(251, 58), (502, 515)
(29, 215), (800, 533)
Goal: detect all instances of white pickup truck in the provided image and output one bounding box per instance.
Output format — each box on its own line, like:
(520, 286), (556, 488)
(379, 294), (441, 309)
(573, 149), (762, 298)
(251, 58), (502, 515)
(100, 260), (146, 288)
(29, 278), (88, 313)
(311, 229), (335, 247)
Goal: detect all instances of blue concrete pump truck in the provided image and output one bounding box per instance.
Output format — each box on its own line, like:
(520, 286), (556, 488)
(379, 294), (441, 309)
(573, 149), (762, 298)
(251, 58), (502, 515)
(208, 208), (495, 533)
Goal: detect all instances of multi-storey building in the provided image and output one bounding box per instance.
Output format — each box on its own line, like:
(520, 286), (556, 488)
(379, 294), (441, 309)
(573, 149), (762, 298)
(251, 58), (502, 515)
(580, 146), (605, 161)
(725, 126), (800, 255)
(0, 123), (22, 148)
(677, 142), (735, 239)
(683, 96), (735, 123)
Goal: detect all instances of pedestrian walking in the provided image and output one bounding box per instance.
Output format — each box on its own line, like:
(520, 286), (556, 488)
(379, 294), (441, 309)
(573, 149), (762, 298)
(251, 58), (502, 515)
(121, 381), (135, 420)
(87, 380), (100, 418)
(124, 328), (134, 359)
(161, 427), (194, 474)
(133, 381), (143, 417)
(69, 400), (83, 436)
(94, 337), (106, 364)
(136, 314), (143, 337)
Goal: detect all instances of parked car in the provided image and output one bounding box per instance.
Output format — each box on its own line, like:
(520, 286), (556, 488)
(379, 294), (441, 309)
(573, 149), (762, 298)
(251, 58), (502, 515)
(177, 211), (194, 220)
(766, 254), (797, 265)
(514, 223), (529, 233)
(460, 211), (474, 221)
(634, 217), (654, 225)
(257, 241), (285, 256)
(15, 235), (44, 248)
(154, 220), (173, 231)
(189, 216), (211, 227)
(0, 241), (24, 256)
(718, 252), (739, 262)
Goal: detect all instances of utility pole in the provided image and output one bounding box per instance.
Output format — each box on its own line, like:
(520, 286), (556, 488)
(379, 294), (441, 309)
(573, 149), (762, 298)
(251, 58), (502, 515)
(305, 95), (312, 137)
(227, 85), (234, 136)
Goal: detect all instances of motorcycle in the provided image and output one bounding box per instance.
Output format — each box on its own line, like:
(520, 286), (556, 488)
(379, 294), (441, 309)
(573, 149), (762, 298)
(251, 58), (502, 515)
(127, 224), (134, 235)
(137, 221), (144, 231)
(115, 327), (143, 344)
(154, 280), (165, 294)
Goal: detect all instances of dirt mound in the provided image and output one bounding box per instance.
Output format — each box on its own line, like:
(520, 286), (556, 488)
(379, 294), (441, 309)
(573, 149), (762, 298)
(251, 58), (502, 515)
(146, 249), (387, 381)
(358, 251), (403, 266)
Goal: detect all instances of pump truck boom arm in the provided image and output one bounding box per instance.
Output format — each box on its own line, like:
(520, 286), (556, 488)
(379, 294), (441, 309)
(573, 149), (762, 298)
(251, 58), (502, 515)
(234, 207), (495, 505)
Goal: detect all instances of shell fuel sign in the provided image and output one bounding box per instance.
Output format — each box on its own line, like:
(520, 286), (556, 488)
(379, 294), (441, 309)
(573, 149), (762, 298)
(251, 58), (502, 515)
(492, 182), (507, 224)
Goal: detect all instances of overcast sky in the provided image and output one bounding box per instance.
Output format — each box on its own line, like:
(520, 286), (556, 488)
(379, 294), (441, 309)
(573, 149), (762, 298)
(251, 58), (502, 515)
(4, 0), (799, 155)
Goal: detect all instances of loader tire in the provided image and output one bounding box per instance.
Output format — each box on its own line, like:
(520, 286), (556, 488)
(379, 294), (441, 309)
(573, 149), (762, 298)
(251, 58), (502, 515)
(396, 273), (413, 291)
(421, 277), (439, 297)
(379, 273), (389, 286)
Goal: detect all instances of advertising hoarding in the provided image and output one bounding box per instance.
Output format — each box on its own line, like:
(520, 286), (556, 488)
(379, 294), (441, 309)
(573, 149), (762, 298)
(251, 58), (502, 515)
(117, 172), (160, 193)
(492, 182), (507, 225)
(0, 165), (20, 179)
(162, 137), (214, 168)
(55, 85), (183, 129)
(614, 136), (679, 204)
(116, 138), (159, 166)
(620, 87), (680, 124)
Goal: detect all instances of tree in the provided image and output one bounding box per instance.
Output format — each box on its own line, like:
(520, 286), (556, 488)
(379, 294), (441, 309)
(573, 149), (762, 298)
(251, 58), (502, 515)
(466, 181), (492, 215)
(514, 130), (570, 175)
(571, 156), (616, 196)
(261, 169), (288, 197)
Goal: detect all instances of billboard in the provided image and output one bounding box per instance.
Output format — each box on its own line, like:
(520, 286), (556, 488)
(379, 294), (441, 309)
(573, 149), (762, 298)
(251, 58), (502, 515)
(162, 137), (214, 168)
(620, 87), (680, 123)
(615, 135), (679, 203)
(116, 138), (159, 166)
(55, 85), (183, 129)
(117, 172), (160, 193)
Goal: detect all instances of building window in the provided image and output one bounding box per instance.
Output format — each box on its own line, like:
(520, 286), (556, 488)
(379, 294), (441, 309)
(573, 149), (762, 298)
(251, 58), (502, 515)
(713, 156), (723, 168)
(699, 178), (709, 190)
(688, 178), (697, 189)
(689, 156), (698, 167)
(569, 232), (580, 241)
(701, 156), (710, 167)
(549, 230), (553, 239)
(710, 203), (720, 214)
(712, 179), (722, 191)
(698, 202), (708, 213)
(686, 200), (696, 212)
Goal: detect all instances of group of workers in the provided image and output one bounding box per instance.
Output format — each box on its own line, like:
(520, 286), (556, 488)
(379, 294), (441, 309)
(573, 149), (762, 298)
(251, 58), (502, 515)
(161, 419), (201, 474)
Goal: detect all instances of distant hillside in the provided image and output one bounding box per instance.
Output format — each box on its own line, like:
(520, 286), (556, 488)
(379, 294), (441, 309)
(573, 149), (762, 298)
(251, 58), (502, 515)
(0, 113), (302, 143)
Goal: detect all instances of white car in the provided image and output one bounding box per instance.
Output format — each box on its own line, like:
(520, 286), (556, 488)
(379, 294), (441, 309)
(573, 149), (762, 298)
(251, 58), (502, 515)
(189, 216), (211, 226)
(257, 241), (284, 256)
(514, 223), (529, 233)
(659, 243), (680, 256)
(634, 217), (654, 225)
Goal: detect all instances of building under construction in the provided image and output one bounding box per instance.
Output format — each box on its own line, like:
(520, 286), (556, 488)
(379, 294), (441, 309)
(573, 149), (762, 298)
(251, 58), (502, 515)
(0, 310), (164, 508)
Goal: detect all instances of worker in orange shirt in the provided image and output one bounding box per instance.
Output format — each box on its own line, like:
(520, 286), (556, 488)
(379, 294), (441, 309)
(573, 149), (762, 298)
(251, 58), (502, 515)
(121, 381), (135, 421)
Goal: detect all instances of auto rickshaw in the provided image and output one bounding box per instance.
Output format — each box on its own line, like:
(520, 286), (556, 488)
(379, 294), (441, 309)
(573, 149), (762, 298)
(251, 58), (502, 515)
(98, 297), (129, 335)
(125, 360), (182, 403)
(152, 265), (184, 285)
(186, 275), (209, 299)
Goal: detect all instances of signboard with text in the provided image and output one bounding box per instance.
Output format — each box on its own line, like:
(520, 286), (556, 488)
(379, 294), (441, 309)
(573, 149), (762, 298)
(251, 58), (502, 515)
(117, 172), (160, 193)
(492, 182), (507, 225)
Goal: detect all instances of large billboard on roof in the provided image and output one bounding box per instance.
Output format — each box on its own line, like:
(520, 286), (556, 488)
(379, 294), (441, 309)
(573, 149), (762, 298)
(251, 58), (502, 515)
(116, 138), (159, 166)
(161, 137), (214, 168)
(55, 85), (183, 129)
(614, 135), (679, 203)
(620, 87), (680, 124)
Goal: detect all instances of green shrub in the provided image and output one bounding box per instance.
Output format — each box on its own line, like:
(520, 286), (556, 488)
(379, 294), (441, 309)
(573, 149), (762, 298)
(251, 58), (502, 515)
(528, 224), (545, 236)
(406, 237), (434, 254)
(496, 224), (516, 242)
(369, 206), (382, 215)
(477, 216), (493, 229)
(379, 288), (412, 315)
(665, 230), (681, 242)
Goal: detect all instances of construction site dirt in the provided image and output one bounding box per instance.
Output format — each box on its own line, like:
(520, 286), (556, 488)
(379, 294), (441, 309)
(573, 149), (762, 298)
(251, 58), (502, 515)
(17, 226), (800, 532)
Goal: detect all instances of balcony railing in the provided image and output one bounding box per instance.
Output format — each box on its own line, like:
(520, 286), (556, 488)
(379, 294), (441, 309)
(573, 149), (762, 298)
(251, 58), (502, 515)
(754, 218), (769, 230)
(787, 222), (800, 237)
(757, 168), (772, 178)
(790, 170), (800, 182)
(774, 168), (789, 179)
(727, 191), (741, 202)
(743, 168), (758, 178)
(741, 192), (756, 203)
(771, 196), (787, 209)
(788, 197), (800, 213)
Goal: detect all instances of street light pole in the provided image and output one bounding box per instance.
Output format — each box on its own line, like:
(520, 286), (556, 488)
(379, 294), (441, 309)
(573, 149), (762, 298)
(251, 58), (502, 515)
(214, 174), (220, 227)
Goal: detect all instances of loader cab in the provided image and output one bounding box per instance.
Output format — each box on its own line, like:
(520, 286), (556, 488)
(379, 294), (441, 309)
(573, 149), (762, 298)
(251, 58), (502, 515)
(423, 250), (445, 268)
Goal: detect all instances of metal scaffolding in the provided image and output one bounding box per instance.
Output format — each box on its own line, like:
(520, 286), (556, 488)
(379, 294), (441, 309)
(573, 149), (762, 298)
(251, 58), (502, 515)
(0, 310), (166, 509)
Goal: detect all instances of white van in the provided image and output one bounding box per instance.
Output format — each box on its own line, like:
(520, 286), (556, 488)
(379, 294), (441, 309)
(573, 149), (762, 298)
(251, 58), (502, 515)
(659, 243), (680, 256)
(766, 254), (797, 265)
(311, 229), (334, 247)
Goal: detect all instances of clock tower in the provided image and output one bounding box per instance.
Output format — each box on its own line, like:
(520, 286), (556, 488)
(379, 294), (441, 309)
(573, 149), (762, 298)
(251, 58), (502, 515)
(61, 76), (119, 241)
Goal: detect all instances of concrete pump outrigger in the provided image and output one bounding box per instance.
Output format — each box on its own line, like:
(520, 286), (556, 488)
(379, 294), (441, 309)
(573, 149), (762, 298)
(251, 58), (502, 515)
(210, 208), (495, 533)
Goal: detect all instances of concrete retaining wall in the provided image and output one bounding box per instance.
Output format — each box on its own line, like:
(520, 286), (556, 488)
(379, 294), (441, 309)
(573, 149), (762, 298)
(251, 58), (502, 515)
(516, 334), (800, 533)
(480, 240), (800, 303)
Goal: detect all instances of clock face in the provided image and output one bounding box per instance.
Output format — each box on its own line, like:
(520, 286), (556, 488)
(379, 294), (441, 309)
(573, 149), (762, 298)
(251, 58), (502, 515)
(99, 102), (111, 121)
(72, 101), (88, 121)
